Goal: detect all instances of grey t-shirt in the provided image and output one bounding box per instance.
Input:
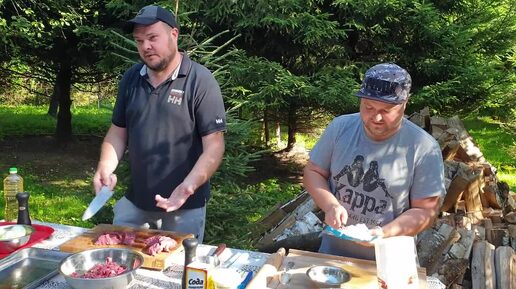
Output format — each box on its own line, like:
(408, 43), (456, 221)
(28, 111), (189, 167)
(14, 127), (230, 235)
(309, 113), (445, 259)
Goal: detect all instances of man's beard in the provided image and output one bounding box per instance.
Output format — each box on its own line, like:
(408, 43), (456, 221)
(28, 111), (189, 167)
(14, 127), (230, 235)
(144, 54), (173, 72)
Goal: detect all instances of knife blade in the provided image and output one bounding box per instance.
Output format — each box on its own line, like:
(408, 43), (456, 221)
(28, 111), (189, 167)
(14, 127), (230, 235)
(82, 186), (113, 221)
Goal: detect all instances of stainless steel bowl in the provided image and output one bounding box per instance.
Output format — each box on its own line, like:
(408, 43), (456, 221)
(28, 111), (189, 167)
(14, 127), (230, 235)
(0, 224), (35, 253)
(306, 265), (350, 288)
(59, 248), (144, 289)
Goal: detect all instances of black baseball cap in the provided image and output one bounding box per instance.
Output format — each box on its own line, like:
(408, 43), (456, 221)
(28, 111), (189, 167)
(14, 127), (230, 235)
(355, 63), (412, 105)
(124, 5), (178, 33)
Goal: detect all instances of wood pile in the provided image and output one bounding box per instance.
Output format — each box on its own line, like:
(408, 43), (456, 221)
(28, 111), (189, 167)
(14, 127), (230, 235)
(253, 107), (515, 289)
(409, 108), (516, 289)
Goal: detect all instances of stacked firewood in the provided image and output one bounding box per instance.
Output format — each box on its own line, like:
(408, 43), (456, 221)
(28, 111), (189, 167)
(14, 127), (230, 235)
(409, 108), (516, 289)
(253, 108), (515, 288)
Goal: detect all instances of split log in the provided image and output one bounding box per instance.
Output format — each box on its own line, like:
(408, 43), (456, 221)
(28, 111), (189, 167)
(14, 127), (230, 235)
(455, 214), (473, 230)
(463, 167), (485, 221)
(437, 258), (469, 287)
(441, 163), (481, 213)
(494, 246), (515, 289)
(408, 112), (424, 128)
(497, 181), (516, 214)
(442, 140), (460, 160)
(483, 185), (502, 210)
(504, 211), (516, 224)
(448, 229), (475, 260)
(431, 116), (449, 129)
(483, 219), (493, 244)
(471, 240), (496, 289)
(483, 208), (503, 224)
(490, 228), (509, 247)
(255, 191), (323, 251)
(508, 224), (516, 251)
(472, 224), (486, 241)
(431, 124), (445, 140)
(440, 228), (475, 286)
(511, 254), (516, 289)
(255, 192), (311, 235)
(417, 223), (458, 275)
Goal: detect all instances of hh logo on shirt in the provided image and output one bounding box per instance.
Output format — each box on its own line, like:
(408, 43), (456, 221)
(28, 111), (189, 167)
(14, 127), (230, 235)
(168, 89), (184, 106)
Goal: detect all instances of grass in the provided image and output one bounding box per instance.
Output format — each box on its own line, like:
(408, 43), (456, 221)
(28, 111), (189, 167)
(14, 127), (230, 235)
(0, 105), (112, 138)
(463, 117), (516, 191)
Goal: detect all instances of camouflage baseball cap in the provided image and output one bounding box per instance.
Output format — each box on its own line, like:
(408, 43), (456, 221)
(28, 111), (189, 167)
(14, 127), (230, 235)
(355, 63), (412, 105)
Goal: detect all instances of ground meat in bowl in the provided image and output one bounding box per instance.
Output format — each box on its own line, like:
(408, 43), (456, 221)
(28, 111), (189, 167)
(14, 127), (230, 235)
(71, 257), (127, 278)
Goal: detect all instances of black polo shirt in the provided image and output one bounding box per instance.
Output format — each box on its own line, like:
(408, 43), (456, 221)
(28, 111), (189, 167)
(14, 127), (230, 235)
(112, 53), (226, 211)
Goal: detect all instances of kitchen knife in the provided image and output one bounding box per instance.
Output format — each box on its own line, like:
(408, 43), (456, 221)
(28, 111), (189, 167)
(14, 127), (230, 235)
(81, 186), (113, 221)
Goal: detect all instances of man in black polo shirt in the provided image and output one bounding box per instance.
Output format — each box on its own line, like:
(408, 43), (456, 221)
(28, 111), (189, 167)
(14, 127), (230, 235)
(92, 5), (226, 242)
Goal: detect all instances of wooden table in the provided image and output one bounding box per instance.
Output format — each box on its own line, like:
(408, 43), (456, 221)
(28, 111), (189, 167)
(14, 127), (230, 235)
(246, 248), (428, 289)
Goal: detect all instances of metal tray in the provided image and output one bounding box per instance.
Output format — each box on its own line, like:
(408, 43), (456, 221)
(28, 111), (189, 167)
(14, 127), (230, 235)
(0, 247), (70, 289)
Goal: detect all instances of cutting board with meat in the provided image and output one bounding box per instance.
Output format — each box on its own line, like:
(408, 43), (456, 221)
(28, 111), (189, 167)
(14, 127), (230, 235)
(59, 224), (194, 270)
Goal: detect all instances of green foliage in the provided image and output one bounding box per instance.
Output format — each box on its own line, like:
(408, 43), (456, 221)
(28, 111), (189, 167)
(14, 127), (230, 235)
(206, 179), (301, 249)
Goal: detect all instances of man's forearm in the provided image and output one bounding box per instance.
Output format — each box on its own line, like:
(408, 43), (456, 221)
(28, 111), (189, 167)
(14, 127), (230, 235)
(97, 126), (127, 172)
(303, 164), (339, 213)
(382, 207), (438, 238)
(183, 132), (225, 192)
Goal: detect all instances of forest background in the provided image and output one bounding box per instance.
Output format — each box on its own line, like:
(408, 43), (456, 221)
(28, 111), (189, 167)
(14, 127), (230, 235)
(0, 0), (514, 249)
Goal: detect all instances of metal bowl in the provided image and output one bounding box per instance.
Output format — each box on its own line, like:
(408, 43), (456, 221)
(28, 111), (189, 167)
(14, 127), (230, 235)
(306, 265), (350, 288)
(59, 248), (144, 289)
(0, 224), (35, 253)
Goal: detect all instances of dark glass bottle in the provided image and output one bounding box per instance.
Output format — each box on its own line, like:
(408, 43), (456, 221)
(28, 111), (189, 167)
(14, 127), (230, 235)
(182, 238), (198, 289)
(16, 192), (31, 225)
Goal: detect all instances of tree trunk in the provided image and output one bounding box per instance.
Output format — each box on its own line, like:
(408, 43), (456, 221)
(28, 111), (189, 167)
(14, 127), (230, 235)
(55, 61), (73, 144)
(276, 122), (281, 147)
(47, 86), (59, 118)
(263, 109), (269, 145)
(286, 105), (297, 151)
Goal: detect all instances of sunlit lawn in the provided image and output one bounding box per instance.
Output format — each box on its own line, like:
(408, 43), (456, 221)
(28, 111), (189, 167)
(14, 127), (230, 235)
(463, 117), (515, 191)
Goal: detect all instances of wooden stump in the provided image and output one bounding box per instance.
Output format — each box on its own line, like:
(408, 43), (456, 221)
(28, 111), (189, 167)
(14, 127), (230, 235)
(471, 241), (496, 289)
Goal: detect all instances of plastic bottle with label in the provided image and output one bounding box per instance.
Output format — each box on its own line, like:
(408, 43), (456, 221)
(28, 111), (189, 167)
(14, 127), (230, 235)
(3, 167), (24, 221)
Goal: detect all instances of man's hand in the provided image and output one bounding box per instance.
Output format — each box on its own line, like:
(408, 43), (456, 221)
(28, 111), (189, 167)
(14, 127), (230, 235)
(155, 182), (195, 212)
(325, 204), (348, 229)
(355, 226), (384, 247)
(93, 170), (117, 193)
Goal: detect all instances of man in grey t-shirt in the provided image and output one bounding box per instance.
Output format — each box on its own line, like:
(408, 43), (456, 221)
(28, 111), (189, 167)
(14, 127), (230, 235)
(303, 63), (445, 260)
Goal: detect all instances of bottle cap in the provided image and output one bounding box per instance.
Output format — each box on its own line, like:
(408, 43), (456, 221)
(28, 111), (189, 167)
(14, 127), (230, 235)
(9, 167), (17, 174)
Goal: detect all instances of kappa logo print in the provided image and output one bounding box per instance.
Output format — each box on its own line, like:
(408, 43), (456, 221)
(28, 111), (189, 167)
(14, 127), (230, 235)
(333, 155), (395, 226)
(168, 89), (184, 106)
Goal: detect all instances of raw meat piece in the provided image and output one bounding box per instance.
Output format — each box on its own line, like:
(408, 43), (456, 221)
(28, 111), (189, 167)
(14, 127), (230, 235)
(160, 236), (176, 252)
(71, 257), (127, 278)
(143, 235), (161, 246)
(121, 232), (136, 245)
(95, 232), (136, 246)
(95, 232), (122, 245)
(142, 235), (177, 256)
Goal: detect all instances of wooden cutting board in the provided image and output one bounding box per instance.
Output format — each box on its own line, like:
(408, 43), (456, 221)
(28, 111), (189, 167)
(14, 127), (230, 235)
(248, 249), (427, 289)
(59, 224), (193, 270)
